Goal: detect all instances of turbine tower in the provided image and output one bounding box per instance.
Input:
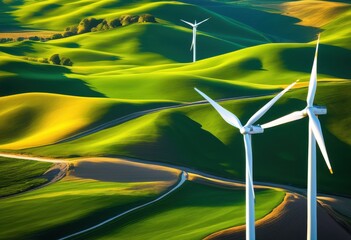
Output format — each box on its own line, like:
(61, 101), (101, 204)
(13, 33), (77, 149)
(195, 80), (297, 240)
(181, 18), (209, 62)
(261, 35), (333, 240)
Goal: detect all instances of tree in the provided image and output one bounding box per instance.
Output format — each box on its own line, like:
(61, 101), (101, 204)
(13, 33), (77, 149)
(77, 18), (103, 34)
(63, 31), (75, 37)
(60, 57), (73, 66)
(65, 25), (78, 34)
(120, 15), (139, 26)
(108, 18), (122, 28)
(28, 36), (40, 41)
(52, 33), (63, 39)
(49, 54), (61, 65)
(138, 14), (156, 23)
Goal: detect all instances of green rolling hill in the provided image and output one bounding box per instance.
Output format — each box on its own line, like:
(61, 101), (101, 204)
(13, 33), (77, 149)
(0, 0), (350, 191)
(0, 0), (350, 238)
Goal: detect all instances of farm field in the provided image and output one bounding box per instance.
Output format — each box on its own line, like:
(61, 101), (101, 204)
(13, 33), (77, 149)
(0, 0), (350, 239)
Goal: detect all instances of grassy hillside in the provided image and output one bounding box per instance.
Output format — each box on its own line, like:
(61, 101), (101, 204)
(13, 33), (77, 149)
(23, 82), (351, 196)
(0, 177), (172, 239)
(76, 182), (284, 240)
(0, 157), (52, 197)
(0, 93), (178, 149)
(0, 0), (349, 198)
(0, 0), (350, 238)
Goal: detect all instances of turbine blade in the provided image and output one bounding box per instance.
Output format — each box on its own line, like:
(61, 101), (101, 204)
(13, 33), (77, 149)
(246, 80), (298, 126)
(180, 19), (194, 27)
(307, 110), (333, 174)
(194, 88), (242, 129)
(196, 18), (210, 26)
(306, 35), (320, 107)
(261, 110), (305, 129)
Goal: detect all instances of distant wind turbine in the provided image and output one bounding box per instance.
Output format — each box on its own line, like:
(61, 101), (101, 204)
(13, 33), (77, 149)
(181, 18), (209, 62)
(261, 35), (333, 240)
(195, 80), (297, 240)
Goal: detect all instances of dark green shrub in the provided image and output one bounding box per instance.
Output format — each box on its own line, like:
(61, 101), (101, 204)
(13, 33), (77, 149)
(108, 18), (122, 28)
(52, 33), (63, 39)
(49, 54), (61, 65)
(0, 38), (13, 43)
(77, 17), (103, 34)
(65, 25), (78, 34)
(63, 31), (75, 37)
(130, 15), (139, 23)
(92, 20), (109, 32)
(138, 14), (156, 23)
(120, 15), (139, 26)
(61, 57), (73, 66)
(28, 36), (40, 41)
(38, 58), (49, 64)
(17, 37), (25, 41)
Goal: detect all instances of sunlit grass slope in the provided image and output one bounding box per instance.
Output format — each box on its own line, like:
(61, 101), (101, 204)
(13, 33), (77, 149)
(0, 0), (349, 197)
(0, 177), (171, 239)
(67, 41), (351, 100)
(321, 8), (351, 49)
(0, 93), (178, 149)
(76, 182), (284, 240)
(4, 0), (332, 44)
(25, 82), (351, 196)
(1, 36), (349, 101)
(8, 1), (268, 43)
(0, 157), (52, 197)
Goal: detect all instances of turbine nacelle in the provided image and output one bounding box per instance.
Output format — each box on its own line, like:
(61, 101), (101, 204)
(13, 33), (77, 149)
(312, 105), (327, 115)
(302, 106), (327, 117)
(240, 125), (264, 135)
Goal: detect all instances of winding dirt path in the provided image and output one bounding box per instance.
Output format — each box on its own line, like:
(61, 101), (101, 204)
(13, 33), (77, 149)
(59, 171), (188, 240)
(0, 153), (69, 199)
(205, 193), (351, 240)
(1, 153), (350, 239)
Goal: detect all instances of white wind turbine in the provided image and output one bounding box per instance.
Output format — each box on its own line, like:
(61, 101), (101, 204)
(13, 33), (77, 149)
(195, 80), (297, 240)
(261, 35), (333, 240)
(181, 18), (209, 62)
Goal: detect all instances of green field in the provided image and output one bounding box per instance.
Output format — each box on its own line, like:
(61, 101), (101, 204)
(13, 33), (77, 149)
(0, 0), (350, 239)
(73, 182), (284, 240)
(0, 157), (52, 197)
(0, 177), (172, 239)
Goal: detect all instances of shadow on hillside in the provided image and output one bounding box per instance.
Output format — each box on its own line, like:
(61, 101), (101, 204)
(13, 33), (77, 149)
(183, 0), (320, 42)
(139, 24), (240, 62)
(0, 41), (38, 55)
(0, 60), (105, 97)
(281, 45), (351, 79)
(0, 1), (27, 31)
(124, 111), (242, 178)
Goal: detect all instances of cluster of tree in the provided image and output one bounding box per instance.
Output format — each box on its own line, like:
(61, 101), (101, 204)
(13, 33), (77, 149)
(62, 14), (157, 37)
(23, 54), (73, 66)
(23, 57), (49, 64)
(0, 14), (156, 44)
(1, 36), (52, 43)
(49, 54), (73, 66)
(0, 38), (13, 43)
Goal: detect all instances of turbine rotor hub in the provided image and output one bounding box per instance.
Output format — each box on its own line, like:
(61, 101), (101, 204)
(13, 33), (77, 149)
(240, 125), (264, 134)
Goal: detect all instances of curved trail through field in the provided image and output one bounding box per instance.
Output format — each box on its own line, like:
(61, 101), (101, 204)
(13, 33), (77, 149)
(0, 153), (70, 199)
(59, 171), (188, 240)
(1, 153), (350, 239)
(55, 94), (269, 144)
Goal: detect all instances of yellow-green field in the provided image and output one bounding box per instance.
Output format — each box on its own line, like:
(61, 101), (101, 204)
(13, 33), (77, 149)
(0, 0), (350, 239)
